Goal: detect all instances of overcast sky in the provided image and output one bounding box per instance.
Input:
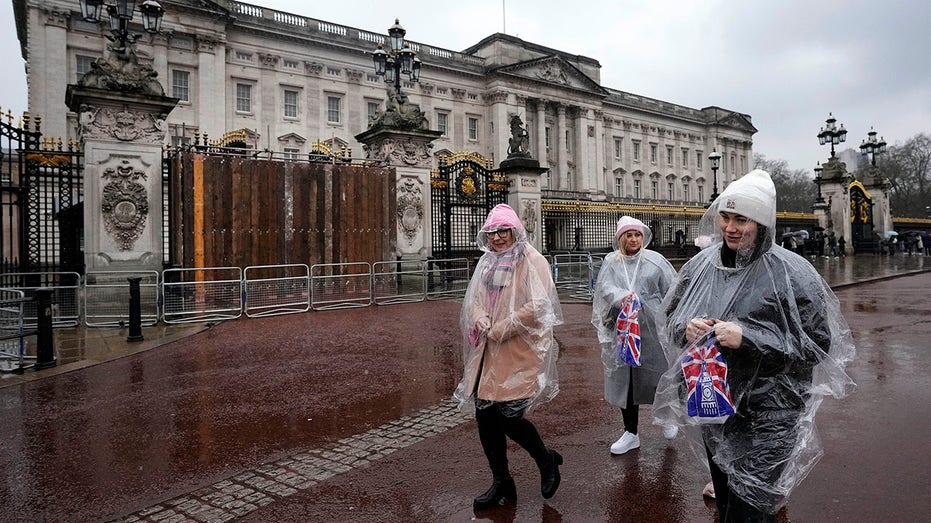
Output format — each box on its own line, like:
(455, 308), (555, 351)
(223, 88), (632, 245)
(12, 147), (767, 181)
(1, 0), (928, 174)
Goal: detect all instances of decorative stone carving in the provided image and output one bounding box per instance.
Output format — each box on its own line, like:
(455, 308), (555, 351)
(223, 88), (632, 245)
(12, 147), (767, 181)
(79, 105), (167, 144)
(487, 90), (509, 104)
(304, 61), (324, 75)
(521, 178), (538, 187)
(43, 9), (69, 28)
(196, 35), (219, 53)
(520, 199), (538, 243)
(535, 63), (570, 85)
(101, 161), (149, 251)
(451, 88), (466, 100)
(345, 68), (364, 83)
(397, 178), (424, 246)
(258, 52), (279, 68)
(362, 136), (435, 168)
(418, 82), (434, 95)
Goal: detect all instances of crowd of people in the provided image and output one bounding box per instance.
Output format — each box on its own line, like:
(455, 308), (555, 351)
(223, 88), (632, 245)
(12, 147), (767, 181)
(455, 168), (857, 521)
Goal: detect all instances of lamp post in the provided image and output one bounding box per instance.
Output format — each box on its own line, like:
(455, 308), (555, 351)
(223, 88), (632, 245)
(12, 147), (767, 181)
(814, 161), (825, 204)
(817, 112), (847, 159)
(859, 126), (887, 167)
(371, 19), (422, 96)
(79, 0), (165, 48)
(708, 148), (722, 202)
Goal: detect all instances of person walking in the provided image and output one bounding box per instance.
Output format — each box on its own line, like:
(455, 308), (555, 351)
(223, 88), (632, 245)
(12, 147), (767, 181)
(592, 216), (678, 455)
(653, 169), (856, 521)
(454, 204), (564, 510)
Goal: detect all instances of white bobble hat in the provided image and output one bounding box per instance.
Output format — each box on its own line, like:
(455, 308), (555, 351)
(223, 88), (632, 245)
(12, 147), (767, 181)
(717, 169), (777, 228)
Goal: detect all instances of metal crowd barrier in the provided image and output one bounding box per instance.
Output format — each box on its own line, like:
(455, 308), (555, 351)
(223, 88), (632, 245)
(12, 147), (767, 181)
(0, 272), (82, 327)
(84, 270), (160, 327)
(425, 258), (471, 300)
(552, 253), (595, 301)
(311, 262), (372, 310)
(372, 260), (426, 305)
(0, 288), (34, 372)
(162, 267), (243, 324)
(244, 264), (310, 318)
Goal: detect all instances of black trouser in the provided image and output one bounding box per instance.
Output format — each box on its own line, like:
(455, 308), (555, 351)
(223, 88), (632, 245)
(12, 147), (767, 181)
(475, 401), (548, 479)
(706, 446), (775, 523)
(620, 368), (639, 434)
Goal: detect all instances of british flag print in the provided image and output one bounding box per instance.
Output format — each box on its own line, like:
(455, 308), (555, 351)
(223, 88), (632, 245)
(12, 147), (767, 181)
(682, 334), (736, 418)
(615, 292), (643, 367)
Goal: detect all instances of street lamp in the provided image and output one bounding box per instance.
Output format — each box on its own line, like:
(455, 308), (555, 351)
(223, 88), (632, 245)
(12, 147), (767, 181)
(859, 126), (887, 167)
(814, 161), (825, 204)
(817, 112), (847, 159)
(79, 0), (165, 47)
(371, 19), (422, 95)
(708, 148), (722, 202)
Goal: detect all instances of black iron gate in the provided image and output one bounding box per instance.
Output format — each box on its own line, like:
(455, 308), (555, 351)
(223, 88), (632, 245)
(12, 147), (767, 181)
(0, 114), (84, 273)
(430, 152), (508, 259)
(849, 181), (874, 253)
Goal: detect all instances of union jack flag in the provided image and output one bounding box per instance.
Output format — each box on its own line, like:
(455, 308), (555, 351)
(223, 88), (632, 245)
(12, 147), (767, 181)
(615, 292), (643, 367)
(682, 334), (736, 418)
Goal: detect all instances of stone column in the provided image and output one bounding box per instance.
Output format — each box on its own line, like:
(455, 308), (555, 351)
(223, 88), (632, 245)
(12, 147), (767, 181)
(818, 157), (854, 254)
(487, 90), (511, 165)
(556, 104), (568, 190)
(38, 8), (71, 140)
(355, 126), (443, 259)
(860, 166), (894, 235)
(593, 110), (606, 196)
(196, 35), (225, 137)
(535, 100), (548, 169)
(499, 157), (548, 253)
(66, 87), (179, 272)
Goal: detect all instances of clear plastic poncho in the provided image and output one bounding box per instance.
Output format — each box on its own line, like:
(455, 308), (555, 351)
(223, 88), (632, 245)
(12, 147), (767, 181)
(591, 219), (676, 378)
(653, 195), (856, 514)
(454, 205), (563, 417)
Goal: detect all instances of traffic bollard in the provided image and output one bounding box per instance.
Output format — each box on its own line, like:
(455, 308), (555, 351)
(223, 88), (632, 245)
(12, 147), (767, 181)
(34, 288), (56, 369)
(127, 276), (144, 342)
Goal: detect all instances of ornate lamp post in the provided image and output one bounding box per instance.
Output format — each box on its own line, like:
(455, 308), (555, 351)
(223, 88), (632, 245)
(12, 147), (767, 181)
(859, 126), (887, 167)
(371, 19), (422, 96)
(79, 0), (165, 47)
(817, 112), (847, 159)
(814, 161), (825, 204)
(708, 148), (722, 202)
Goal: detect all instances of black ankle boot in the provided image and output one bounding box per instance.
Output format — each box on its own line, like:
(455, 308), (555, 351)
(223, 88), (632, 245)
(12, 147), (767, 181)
(540, 449), (563, 499)
(473, 476), (517, 510)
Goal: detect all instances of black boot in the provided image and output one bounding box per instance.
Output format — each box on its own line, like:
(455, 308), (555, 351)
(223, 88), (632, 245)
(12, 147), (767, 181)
(540, 449), (563, 499)
(473, 475), (517, 510)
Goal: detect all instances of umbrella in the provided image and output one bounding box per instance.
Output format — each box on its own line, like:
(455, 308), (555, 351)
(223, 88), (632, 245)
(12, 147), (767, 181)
(885, 231), (899, 237)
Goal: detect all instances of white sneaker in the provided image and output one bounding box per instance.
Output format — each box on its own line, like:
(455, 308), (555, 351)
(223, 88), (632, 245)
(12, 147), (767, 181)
(662, 424), (678, 440)
(610, 431), (640, 455)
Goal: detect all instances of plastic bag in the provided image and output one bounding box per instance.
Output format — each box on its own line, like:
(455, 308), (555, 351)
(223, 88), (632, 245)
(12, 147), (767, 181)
(615, 292), (643, 367)
(682, 332), (735, 422)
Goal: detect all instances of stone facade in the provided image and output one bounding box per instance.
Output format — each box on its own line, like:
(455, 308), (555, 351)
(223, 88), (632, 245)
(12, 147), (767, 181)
(15, 0), (756, 204)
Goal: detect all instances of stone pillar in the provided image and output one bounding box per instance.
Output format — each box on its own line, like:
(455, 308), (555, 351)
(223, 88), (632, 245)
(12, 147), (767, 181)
(593, 110), (605, 196)
(196, 35), (225, 137)
(66, 86), (179, 272)
(355, 126), (443, 259)
(818, 157), (854, 254)
(860, 166), (894, 235)
(488, 90), (511, 165)
(499, 157), (548, 253)
(38, 8), (71, 140)
(556, 105), (568, 190)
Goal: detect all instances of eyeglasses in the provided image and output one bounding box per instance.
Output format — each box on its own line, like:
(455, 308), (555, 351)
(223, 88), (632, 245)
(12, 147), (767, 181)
(486, 229), (511, 239)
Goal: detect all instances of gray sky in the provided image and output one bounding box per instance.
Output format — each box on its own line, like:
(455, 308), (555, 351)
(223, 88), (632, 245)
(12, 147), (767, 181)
(2, 0), (928, 174)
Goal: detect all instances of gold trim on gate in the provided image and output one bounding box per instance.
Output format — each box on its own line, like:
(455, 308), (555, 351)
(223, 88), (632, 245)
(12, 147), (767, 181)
(439, 151), (493, 169)
(25, 152), (72, 167)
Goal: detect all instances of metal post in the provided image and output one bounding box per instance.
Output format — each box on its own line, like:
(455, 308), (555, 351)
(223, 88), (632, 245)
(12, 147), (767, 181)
(127, 276), (144, 342)
(34, 288), (56, 369)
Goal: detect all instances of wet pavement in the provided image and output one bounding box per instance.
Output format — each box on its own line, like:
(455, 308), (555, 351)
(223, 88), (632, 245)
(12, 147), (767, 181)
(0, 254), (929, 522)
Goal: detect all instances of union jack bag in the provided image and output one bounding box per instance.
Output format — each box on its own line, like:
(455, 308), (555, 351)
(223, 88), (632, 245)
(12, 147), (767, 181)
(615, 292), (643, 367)
(681, 333), (736, 419)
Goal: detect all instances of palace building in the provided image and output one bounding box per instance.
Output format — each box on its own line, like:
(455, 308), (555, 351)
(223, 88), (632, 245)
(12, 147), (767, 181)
(14, 0), (756, 207)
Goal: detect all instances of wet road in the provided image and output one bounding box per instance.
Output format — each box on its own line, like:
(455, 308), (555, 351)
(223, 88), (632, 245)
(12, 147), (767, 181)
(0, 256), (929, 522)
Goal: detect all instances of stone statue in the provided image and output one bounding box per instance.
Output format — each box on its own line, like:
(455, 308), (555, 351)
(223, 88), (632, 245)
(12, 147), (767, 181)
(507, 115), (531, 159)
(369, 88), (428, 131)
(78, 34), (165, 97)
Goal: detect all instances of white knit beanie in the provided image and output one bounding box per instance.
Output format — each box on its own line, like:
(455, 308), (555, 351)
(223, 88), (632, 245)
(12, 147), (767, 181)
(717, 169), (777, 228)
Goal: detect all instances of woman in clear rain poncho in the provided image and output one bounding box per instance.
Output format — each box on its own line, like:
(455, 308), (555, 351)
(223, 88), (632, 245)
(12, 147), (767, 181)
(454, 204), (564, 510)
(653, 169), (856, 521)
(592, 216), (678, 455)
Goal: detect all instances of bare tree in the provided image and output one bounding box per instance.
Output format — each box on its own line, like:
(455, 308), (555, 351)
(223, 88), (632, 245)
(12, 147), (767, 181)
(875, 133), (931, 216)
(753, 154), (816, 213)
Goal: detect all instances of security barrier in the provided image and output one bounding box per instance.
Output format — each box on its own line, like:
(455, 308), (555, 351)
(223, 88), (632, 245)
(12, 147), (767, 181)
(0, 288), (31, 372)
(425, 258), (470, 300)
(0, 272), (82, 327)
(373, 260), (426, 305)
(244, 264), (310, 318)
(311, 262), (372, 310)
(552, 253), (595, 301)
(84, 270), (160, 327)
(162, 267), (243, 324)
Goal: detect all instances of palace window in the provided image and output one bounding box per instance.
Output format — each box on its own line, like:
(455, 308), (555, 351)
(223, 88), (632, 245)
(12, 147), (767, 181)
(171, 70), (190, 102)
(327, 95), (342, 123)
(468, 117), (479, 140)
(650, 144), (658, 164)
(633, 179), (642, 199)
(235, 83), (252, 113)
(666, 146), (674, 166)
(682, 148), (689, 168)
(76, 54), (96, 82)
(651, 180), (658, 199)
(667, 181), (674, 200)
(614, 138), (622, 160)
(632, 141), (640, 161)
(696, 150), (703, 170)
(437, 112), (449, 136)
(283, 89), (299, 118)
(615, 178), (623, 197)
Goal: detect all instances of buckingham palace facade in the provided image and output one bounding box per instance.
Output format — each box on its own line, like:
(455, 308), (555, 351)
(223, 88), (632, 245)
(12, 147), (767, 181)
(14, 0), (756, 206)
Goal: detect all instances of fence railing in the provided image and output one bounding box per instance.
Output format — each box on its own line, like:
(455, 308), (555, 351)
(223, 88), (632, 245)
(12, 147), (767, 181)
(0, 272), (81, 327)
(84, 270), (160, 327)
(162, 267), (244, 324)
(244, 264), (310, 318)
